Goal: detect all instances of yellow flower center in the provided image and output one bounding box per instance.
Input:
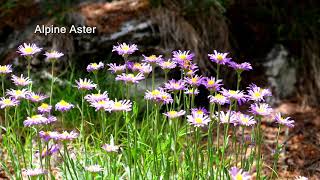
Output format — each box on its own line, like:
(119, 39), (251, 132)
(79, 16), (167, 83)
(91, 63), (98, 68)
(33, 95), (40, 100)
(40, 103), (49, 109)
(133, 63), (141, 69)
(191, 78), (198, 83)
(122, 45), (130, 51)
(163, 61), (172, 66)
(229, 90), (237, 95)
(196, 110), (204, 115)
(253, 91), (261, 98)
(24, 47), (33, 53)
(179, 54), (187, 60)
(195, 117), (203, 124)
(114, 102), (122, 108)
(31, 115), (41, 119)
(215, 94), (224, 100)
(151, 90), (160, 96)
(235, 173), (243, 180)
(3, 99), (12, 105)
(161, 95), (168, 100)
(208, 80), (215, 85)
(97, 100), (106, 105)
(241, 117), (249, 123)
(15, 90), (23, 95)
(127, 74), (135, 78)
(59, 100), (69, 106)
(149, 55), (157, 60)
(0, 66), (8, 71)
(173, 84), (180, 88)
(168, 111), (177, 116)
(216, 54), (223, 61)
(17, 79), (26, 83)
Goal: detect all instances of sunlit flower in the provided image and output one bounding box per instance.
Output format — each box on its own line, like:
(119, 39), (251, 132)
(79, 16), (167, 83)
(185, 64), (199, 76)
(0, 65), (12, 75)
(85, 165), (104, 173)
(27, 92), (48, 103)
(23, 114), (56, 127)
(191, 107), (209, 116)
(144, 88), (173, 104)
(107, 63), (126, 74)
(208, 93), (229, 105)
(229, 166), (251, 180)
(6, 89), (28, 99)
(112, 43), (138, 56)
(55, 100), (74, 112)
(184, 75), (204, 87)
(0, 97), (19, 109)
(90, 99), (112, 111)
(102, 140), (120, 153)
(39, 144), (60, 158)
(85, 91), (109, 103)
(274, 113), (294, 128)
(39, 131), (79, 141)
(163, 110), (186, 119)
(86, 62), (104, 72)
(44, 50), (64, 61)
(75, 78), (97, 90)
(17, 43), (42, 57)
(142, 54), (163, 64)
(131, 62), (143, 72)
(172, 50), (194, 65)
(215, 111), (237, 124)
(108, 99), (132, 112)
(37, 103), (52, 114)
(115, 73), (145, 84)
(250, 103), (272, 116)
(184, 88), (199, 95)
(164, 79), (186, 92)
(236, 113), (256, 126)
(228, 61), (252, 72)
(246, 84), (272, 102)
(11, 74), (32, 86)
(138, 63), (152, 76)
(22, 168), (47, 177)
(187, 114), (211, 127)
(202, 77), (222, 91)
(158, 60), (177, 71)
(208, 50), (231, 65)
(221, 88), (246, 105)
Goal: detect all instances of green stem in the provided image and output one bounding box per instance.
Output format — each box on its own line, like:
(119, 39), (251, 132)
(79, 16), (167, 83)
(271, 126), (281, 179)
(50, 61), (55, 105)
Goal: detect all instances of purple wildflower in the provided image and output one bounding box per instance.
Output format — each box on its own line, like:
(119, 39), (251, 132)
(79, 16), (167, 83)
(221, 88), (246, 105)
(228, 61), (252, 72)
(75, 78), (97, 90)
(0, 65), (12, 75)
(164, 79), (186, 92)
(23, 114), (56, 127)
(44, 50), (64, 61)
(142, 54), (163, 65)
(22, 168), (47, 177)
(6, 89), (29, 99)
(11, 74), (32, 87)
(236, 113), (256, 126)
(184, 75), (204, 87)
(274, 113), (294, 128)
(172, 50), (194, 65)
(202, 77), (222, 92)
(27, 92), (48, 103)
(112, 43), (138, 56)
(191, 107), (209, 116)
(90, 99), (112, 111)
(208, 50), (231, 65)
(208, 93), (229, 105)
(55, 100), (74, 112)
(86, 62), (104, 72)
(0, 97), (19, 109)
(84, 91), (109, 103)
(246, 84), (272, 102)
(187, 114), (211, 127)
(37, 103), (52, 114)
(229, 166), (251, 180)
(17, 43), (42, 57)
(163, 110), (186, 119)
(158, 60), (177, 71)
(250, 103), (272, 116)
(108, 100), (132, 112)
(115, 73), (145, 84)
(107, 63), (126, 74)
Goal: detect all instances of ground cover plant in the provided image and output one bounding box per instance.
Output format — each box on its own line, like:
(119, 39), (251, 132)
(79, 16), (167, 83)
(0, 42), (307, 179)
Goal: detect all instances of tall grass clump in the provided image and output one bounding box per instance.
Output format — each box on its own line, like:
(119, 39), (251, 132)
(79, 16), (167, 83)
(0, 42), (298, 179)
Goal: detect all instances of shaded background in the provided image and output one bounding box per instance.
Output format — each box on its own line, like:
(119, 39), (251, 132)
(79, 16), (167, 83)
(0, 0), (320, 178)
